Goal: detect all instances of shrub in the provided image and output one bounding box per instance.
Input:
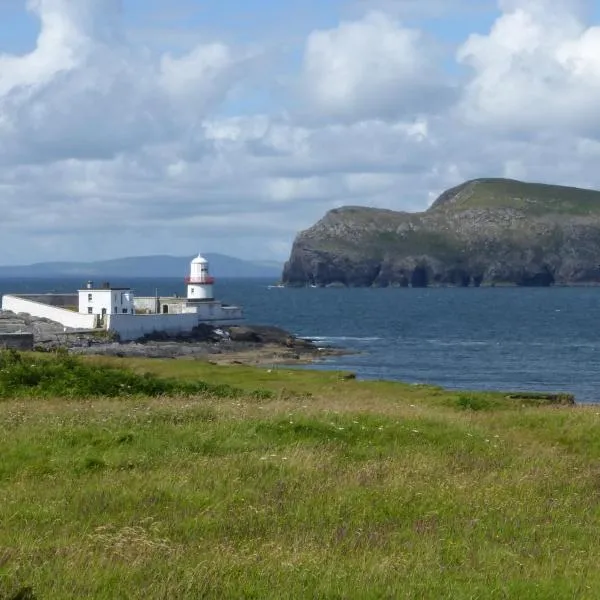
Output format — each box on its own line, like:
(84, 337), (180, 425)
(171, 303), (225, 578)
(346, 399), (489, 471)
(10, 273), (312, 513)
(455, 395), (492, 411)
(0, 350), (273, 400)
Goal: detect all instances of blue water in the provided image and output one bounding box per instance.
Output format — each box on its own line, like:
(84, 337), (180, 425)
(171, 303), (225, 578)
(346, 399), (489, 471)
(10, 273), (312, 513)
(2, 277), (600, 402)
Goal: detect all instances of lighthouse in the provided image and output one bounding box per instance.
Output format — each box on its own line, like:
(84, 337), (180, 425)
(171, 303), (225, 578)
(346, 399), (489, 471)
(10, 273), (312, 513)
(185, 254), (215, 301)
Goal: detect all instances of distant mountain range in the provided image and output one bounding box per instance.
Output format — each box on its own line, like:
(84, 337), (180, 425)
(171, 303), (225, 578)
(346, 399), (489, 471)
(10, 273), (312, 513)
(0, 254), (283, 279)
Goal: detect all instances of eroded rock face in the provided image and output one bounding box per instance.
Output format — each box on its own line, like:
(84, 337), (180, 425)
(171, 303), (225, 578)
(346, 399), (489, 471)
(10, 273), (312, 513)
(282, 179), (600, 287)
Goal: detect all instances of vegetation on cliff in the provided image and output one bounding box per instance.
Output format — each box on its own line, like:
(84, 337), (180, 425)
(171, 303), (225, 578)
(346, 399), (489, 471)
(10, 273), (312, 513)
(283, 178), (600, 287)
(1, 354), (599, 598)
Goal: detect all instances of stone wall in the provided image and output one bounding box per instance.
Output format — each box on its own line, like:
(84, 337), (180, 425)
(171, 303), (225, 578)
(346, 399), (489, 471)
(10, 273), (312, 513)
(0, 332), (34, 351)
(134, 297), (187, 314)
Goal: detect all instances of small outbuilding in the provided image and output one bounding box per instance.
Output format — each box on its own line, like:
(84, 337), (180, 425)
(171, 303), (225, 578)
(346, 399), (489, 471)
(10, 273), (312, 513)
(78, 281), (134, 318)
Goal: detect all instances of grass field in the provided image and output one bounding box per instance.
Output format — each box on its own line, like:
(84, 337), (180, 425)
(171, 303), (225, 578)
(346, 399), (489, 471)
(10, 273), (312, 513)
(431, 178), (600, 215)
(1, 352), (600, 598)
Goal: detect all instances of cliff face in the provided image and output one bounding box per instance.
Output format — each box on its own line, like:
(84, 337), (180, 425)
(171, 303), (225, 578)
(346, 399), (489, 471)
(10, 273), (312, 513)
(282, 179), (600, 287)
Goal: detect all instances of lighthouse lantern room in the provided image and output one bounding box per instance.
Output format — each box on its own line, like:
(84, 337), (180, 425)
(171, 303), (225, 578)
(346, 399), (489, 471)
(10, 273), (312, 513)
(185, 254), (215, 301)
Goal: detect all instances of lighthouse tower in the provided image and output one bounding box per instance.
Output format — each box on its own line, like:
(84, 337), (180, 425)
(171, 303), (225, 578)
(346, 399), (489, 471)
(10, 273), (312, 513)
(186, 254), (215, 301)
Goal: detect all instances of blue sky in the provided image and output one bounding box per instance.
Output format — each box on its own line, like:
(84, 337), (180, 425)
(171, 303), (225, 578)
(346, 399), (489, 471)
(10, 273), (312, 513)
(1, 0), (503, 53)
(0, 0), (600, 264)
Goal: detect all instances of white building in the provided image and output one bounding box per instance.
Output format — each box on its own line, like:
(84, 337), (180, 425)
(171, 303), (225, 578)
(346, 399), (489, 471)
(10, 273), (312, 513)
(1, 254), (243, 341)
(78, 281), (134, 317)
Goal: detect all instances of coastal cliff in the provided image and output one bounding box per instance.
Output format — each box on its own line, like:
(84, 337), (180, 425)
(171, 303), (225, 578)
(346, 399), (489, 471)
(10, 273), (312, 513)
(282, 178), (600, 287)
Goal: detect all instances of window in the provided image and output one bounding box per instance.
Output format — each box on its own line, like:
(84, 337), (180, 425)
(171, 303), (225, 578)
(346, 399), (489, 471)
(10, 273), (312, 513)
(88, 293), (92, 301)
(87, 307), (93, 314)
(114, 307), (118, 314)
(122, 308), (128, 314)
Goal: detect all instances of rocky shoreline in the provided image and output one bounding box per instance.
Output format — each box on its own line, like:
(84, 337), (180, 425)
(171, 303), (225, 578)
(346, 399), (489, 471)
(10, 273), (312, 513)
(0, 310), (346, 365)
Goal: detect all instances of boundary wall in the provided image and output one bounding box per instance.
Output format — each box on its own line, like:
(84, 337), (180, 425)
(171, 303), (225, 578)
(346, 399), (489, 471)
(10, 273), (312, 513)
(106, 313), (200, 341)
(1, 295), (97, 330)
(106, 312), (244, 341)
(0, 333), (34, 351)
(15, 294), (78, 308)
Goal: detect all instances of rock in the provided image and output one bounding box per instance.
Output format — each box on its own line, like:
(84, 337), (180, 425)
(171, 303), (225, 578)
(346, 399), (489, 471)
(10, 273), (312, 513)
(225, 324), (304, 346)
(227, 326), (262, 343)
(282, 178), (600, 287)
(505, 392), (576, 405)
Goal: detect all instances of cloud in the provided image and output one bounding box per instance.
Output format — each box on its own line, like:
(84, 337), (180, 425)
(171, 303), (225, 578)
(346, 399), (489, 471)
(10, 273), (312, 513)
(458, 0), (600, 136)
(2, 0), (600, 265)
(351, 0), (487, 19)
(0, 0), (253, 164)
(301, 11), (453, 122)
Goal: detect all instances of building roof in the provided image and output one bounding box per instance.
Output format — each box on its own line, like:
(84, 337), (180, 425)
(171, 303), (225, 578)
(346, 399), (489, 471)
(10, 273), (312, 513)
(78, 287), (131, 291)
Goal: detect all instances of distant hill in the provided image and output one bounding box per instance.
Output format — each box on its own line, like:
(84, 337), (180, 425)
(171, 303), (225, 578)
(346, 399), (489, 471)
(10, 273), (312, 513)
(283, 178), (600, 287)
(0, 254), (283, 279)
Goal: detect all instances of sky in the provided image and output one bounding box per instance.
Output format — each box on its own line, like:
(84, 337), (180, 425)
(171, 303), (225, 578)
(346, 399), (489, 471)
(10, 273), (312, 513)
(1, 0), (600, 265)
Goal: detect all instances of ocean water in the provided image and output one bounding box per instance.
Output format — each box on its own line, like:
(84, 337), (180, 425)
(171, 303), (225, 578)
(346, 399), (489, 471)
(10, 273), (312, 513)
(2, 277), (600, 403)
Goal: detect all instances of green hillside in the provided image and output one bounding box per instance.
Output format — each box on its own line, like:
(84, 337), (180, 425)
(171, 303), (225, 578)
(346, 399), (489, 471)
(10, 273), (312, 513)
(431, 178), (600, 215)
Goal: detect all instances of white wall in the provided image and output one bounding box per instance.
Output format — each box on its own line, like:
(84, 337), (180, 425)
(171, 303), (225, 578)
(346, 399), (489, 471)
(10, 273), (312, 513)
(183, 302), (243, 320)
(106, 308), (243, 341)
(134, 297), (159, 313)
(188, 283), (214, 300)
(2, 295), (97, 329)
(134, 297), (187, 314)
(106, 313), (200, 341)
(78, 289), (134, 315)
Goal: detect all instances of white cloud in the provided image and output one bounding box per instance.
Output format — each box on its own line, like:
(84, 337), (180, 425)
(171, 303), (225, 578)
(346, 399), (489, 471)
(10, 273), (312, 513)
(0, 0), (252, 164)
(458, 0), (600, 136)
(301, 11), (453, 122)
(2, 0), (600, 265)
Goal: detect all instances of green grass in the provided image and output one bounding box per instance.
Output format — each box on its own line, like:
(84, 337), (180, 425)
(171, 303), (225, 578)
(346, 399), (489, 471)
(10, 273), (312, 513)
(1, 353), (600, 598)
(308, 178), (600, 266)
(0, 350), (272, 400)
(433, 178), (600, 215)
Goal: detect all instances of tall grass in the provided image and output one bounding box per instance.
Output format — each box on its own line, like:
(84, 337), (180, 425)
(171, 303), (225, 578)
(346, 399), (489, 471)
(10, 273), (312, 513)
(1, 354), (599, 598)
(0, 350), (272, 400)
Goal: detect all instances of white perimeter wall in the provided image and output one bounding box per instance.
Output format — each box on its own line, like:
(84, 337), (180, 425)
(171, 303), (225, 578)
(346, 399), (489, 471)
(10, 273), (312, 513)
(107, 311), (244, 341)
(182, 303), (243, 320)
(106, 313), (200, 341)
(2, 295), (97, 329)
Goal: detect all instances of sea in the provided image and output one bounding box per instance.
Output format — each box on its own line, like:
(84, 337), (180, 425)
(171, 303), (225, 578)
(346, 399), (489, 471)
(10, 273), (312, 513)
(2, 277), (600, 403)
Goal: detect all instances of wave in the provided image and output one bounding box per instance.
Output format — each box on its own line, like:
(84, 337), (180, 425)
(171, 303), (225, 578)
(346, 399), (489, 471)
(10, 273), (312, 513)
(425, 339), (489, 347)
(303, 336), (382, 342)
